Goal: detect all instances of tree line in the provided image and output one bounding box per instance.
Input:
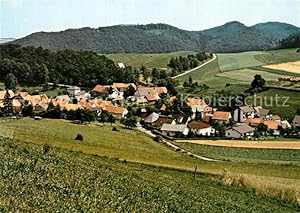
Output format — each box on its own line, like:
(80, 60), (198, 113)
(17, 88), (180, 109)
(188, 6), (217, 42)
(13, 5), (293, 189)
(168, 52), (211, 74)
(0, 44), (139, 88)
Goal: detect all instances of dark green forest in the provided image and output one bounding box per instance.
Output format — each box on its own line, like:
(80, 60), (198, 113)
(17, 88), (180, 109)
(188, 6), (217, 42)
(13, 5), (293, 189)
(9, 22), (300, 53)
(0, 44), (139, 87)
(281, 32), (300, 48)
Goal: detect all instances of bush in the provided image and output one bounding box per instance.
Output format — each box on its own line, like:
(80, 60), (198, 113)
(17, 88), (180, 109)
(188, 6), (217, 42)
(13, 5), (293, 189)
(42, 144), (51, 154)
(112, 127), (119, 132)
(75, 133), (84, 141)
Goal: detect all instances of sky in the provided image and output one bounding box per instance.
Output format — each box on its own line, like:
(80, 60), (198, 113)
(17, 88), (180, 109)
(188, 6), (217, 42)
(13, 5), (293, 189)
(1, 0), (299, 38)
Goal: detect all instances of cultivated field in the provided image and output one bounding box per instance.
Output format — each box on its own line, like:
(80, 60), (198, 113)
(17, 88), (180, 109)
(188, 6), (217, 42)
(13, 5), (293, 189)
(264, 60), (300, 74)
(106, 51), (196, 68)
(1, 138), (298, 212)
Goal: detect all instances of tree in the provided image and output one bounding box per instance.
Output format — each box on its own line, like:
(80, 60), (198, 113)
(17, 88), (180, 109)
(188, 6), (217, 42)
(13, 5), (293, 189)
(75, 133), (84, 141)
(121, 114), (137, 129)
(124, 85), (136, 99)
(251, 74), (266, 92)
(5, 73), (18, 90)
(3, 90), (13, 116)
(188, 76), (193, 85)
(107, 113), (116, 126)
(257, 123), (268, 132)
(22, 104), (33, 117)
(98, 110), (109, 125)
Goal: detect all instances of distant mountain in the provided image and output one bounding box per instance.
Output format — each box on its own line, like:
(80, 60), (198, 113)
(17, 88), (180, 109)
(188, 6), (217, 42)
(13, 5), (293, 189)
(252, 22), (300, 40)
(281, 32), (300, 48)
(8, 22), (300, 53)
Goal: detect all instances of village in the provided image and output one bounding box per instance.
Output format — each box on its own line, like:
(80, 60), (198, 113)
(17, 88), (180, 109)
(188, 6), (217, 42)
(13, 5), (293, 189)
(1, 70), (299, 140)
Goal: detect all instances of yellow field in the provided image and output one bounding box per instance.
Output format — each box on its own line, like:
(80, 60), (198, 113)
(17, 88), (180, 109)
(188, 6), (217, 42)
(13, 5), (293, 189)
(264, 60), (300, 74)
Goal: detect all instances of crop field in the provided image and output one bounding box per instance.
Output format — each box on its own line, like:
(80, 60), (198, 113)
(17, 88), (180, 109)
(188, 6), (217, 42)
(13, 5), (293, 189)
(1, 118), (300, 181)
(264, 60), (300, 74)
(215, 68), (290, 82)
(106, 51), (196, 68)
(1, 138), (298, 212)
(174, 143), (300, 164)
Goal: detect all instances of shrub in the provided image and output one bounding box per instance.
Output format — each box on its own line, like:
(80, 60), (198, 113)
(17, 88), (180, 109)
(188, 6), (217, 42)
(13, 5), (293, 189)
(42, 144), (51, 154)
(75, 133), (84, 141)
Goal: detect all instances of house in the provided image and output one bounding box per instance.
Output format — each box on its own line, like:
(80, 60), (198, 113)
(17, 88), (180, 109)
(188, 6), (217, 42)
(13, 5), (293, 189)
(24, 94), (49, 112)
(254, 106), (270, 119)
(154, 115), (175, 127)
(145, 94), (160, 103)
(134, 87), (167, 98)
(92, 85), (111, 93)
(12, 99), (22, 114)
(105, 106), (128, 118)
(117, 63), (126, 69)
(160, 124), (189, 137)
(292, 115), (300, 127)
(144, 112), (160, 124)
(212, 111), (232, 124)
(0, 90), (15, 100)
(281, 120), (292, 129)
(245, 118), (264, 127)
(63, 104), (83, 111)
(188, 121), (215, 136)
(67, 86), (81, 96)
(226, 124), (255, 139)
(234, 106), (255, 122)
(263, 120), (280, 135)
(112, 83), (136, 92)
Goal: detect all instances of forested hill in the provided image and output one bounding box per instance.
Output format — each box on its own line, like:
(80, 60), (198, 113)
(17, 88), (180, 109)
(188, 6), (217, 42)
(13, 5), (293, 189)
(281, 32), (300, 48)
(0, 44), (139, 87)
(9, 22), (300, 53)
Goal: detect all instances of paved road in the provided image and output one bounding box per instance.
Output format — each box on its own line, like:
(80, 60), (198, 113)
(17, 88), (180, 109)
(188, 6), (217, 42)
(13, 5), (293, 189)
(172, 54), (217, 79)
(136, 123), (219, 162)
(176, 139), (300, 150)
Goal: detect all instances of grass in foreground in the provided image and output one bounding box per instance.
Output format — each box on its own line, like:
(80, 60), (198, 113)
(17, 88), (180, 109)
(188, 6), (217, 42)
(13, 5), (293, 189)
(0, 118), (300, 181)
(174, 143), (300, 164)
(0, 138), (298, 212)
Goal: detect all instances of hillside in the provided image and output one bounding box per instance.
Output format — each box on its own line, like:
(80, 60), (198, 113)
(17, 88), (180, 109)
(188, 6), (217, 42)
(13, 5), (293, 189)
(9, 22), (300, 53)
(281, 32), (300, 48)
(1, 137), (298, 212)
(253, 22), (300, 40)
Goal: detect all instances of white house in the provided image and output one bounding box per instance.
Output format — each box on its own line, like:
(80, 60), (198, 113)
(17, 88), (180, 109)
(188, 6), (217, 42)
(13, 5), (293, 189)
(67, 86), (81, 96)
(188, 121), (215, 136)
(160, 124), (189, 137)
(233, 106), (255, 122)
(117, 63), (126, 69)
(226, 124), (255, 139)
(105, 106), (128, 118)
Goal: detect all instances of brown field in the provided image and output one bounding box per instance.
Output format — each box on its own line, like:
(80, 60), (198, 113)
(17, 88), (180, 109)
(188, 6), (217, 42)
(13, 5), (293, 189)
(176, 140), (300, 149)
(263, 60), (300, 74)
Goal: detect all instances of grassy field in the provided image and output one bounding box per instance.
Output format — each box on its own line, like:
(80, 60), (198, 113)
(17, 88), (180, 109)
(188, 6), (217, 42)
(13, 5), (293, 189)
(246, 88), (300, 119)
(106, 51), (196, 68)
(254, 48), (300, 65)
(174, 143), (300, 164)
(1, 118), (300, 181)
(216, 68), (290, 82)
(217, 51), (265, 71)
(1, 138), (298, 212)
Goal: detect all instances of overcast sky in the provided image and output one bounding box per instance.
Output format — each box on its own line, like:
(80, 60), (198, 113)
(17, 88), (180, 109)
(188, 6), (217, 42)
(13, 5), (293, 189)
(1, 0), (299, 38)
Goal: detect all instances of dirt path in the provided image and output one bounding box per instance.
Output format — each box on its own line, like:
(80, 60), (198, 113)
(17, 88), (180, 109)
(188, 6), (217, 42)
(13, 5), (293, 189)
(172, 54), (217, 79)
(176, 140), (300, 150)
